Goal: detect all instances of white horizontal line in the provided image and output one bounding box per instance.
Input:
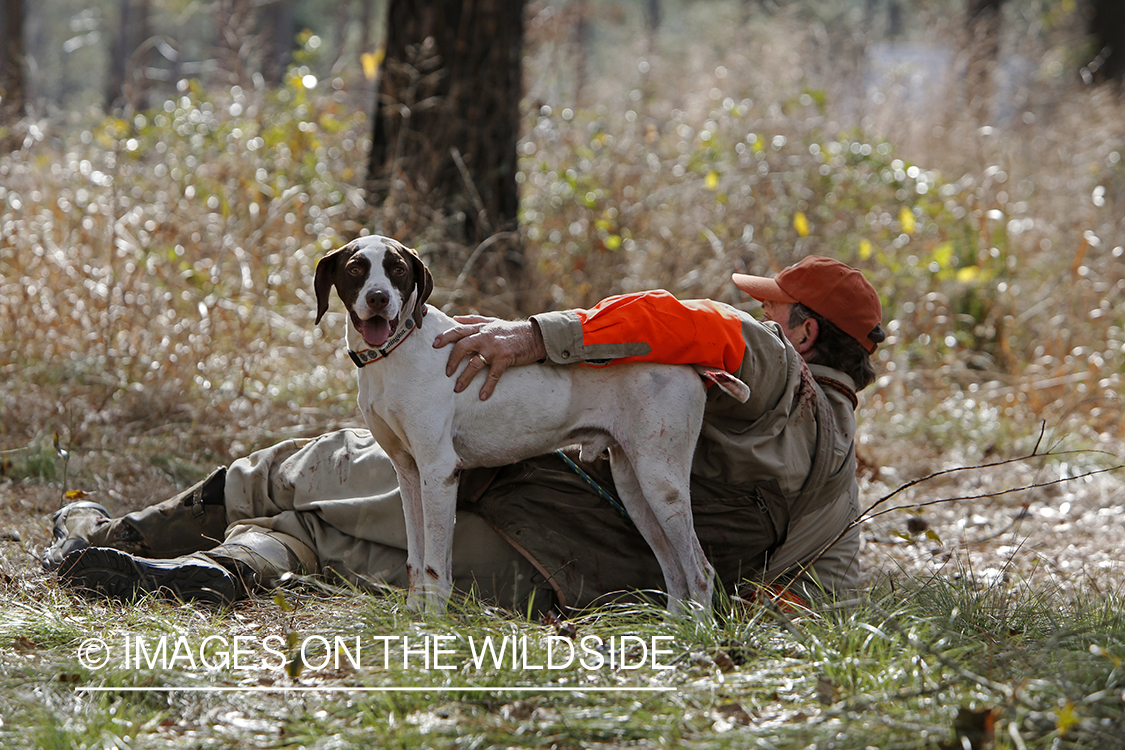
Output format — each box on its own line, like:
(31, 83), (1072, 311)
(77, 685), (675, 693)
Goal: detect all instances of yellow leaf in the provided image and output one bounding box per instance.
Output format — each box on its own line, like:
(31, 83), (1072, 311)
(932, 242), (954, 269)
(859, 239), (873, 260)
(899, 207), (916, 234)
(956, 266), (980, 283)
(1056, 701), (1079, 735)
(64, 489), (89, 500)
(793, 211), (809, 237)
(1091, 643), (1123, 666)
(361, 49), (384, 82)
(705, 171), (720, 191)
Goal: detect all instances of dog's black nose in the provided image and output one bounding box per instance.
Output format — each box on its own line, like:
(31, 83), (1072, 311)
(366, 289), (390, 309)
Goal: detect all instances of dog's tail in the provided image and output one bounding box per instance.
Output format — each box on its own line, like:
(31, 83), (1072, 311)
(695, 366), (751, 403)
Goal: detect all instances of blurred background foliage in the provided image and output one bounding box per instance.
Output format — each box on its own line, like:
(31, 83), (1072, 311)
(0, 0), (1123, 493)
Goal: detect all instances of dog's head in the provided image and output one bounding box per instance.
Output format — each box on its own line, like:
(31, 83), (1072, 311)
(314, 236), (434, 348)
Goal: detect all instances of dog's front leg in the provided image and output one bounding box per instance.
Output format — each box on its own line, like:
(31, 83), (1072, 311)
(388, 454), (430, 612)
(384, 447), (455, 612)
(414, 447), (461, 613)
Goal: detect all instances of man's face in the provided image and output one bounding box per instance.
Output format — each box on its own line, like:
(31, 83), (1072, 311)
(760, 299), (797, 342)
(760, 299), (816, 354)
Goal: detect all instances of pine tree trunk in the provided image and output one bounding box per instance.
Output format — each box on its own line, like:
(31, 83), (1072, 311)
(964, 0), (1006, 125)
(213, 0), (256, 88)
(367, 0), (527, 298)
(1088, 0), (1125, 88)
(1, 0), (26, 127)
(106, 0), (152, 113)
(263, 0), (296, 86)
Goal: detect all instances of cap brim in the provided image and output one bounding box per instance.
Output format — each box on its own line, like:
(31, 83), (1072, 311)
(731, 273), (798, 303)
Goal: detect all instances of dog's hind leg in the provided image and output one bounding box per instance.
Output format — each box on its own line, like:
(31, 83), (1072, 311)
(608, 449), (713, 619)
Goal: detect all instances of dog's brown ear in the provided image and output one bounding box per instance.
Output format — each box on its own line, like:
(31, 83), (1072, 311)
(313, 244), (352, 324)
(403, 245), (433, 328)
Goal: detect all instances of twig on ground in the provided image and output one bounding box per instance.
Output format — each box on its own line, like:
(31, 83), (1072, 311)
(859, 464), (1124, 524)
(776, 422), (1125, 600)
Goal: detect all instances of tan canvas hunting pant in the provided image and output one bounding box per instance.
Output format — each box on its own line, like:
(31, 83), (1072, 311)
(220, 428), (551, 612)
(219, 428), (861, 612)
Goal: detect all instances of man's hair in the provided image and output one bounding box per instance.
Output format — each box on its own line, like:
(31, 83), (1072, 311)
(788, 304), (878, 390)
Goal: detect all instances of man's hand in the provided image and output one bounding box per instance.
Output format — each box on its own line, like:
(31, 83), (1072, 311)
(433, 315), (548, 400)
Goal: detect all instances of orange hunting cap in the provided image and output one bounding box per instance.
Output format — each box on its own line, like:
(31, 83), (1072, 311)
(733, 256), (885, 353)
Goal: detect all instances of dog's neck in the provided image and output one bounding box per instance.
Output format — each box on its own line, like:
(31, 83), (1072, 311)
(347, 291), (426, 369)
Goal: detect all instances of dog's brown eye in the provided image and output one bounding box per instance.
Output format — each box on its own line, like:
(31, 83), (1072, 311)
(346, 264), (364, 276)
(389, 265), (406, 276)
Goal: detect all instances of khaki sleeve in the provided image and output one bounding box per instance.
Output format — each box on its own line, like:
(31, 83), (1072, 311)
(531, 309), (656, 364)
(529, 310), (585, 364)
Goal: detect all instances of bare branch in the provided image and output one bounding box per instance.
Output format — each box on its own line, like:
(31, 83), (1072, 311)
(860, 464), (1125, 524)
(766, 423), (1125, 602)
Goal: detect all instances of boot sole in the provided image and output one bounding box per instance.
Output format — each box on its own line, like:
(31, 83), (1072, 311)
(58, 547), (241, 606)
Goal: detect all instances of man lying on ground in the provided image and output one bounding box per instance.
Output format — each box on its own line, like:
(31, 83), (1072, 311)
(47, 256), (884, 615)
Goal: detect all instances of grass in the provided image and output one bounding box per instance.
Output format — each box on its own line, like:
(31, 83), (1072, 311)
(2, 2), (1125, 747)
(1, 575), (1123, 748)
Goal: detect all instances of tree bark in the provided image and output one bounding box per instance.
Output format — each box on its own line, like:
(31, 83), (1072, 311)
(1, 0), (25, 126)
(357, 0), (377, 61)
(964, 0), (1007, 125)
(1087, 0), (1125, 88)
(367, 0), (526, 283)
(572, 0), (590, 107)
(262, 0), (296, 86)
(644, 0), (661, 32)
(213, 0), (256, 88)
(329, 0), (353, 75)
(106, 0), (153, 112)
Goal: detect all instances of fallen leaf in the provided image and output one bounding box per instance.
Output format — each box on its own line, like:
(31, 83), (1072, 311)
(816, 676), (838, 706)
(712, 651), (734, 672)
(1055, 701), (1078, 735)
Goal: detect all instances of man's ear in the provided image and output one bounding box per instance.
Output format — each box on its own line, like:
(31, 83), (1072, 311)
(313, 243), (353, 324)
(793, 316), (819, 356)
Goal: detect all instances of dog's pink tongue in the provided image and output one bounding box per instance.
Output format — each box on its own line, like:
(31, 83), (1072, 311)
(359, 317), (392, 347)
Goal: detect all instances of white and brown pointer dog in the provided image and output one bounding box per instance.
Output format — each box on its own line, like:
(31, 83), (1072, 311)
(314, 235), (749, 617)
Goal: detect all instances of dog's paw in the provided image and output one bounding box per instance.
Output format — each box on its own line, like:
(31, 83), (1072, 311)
(667, 596), (713, 624)
(405, 586), (451, 616)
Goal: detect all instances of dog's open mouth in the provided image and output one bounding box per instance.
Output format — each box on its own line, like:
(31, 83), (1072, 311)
(351, 310), (397, 348)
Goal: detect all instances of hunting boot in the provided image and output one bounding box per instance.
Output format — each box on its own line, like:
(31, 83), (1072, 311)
(56, 527), (317, 607)
(43, 468), (229, 570)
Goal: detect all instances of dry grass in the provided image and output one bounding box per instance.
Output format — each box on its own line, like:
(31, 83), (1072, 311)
(1, 81), (368, 525)
(0, 0), (1122, 585)
(1, 5), (1124, 748)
